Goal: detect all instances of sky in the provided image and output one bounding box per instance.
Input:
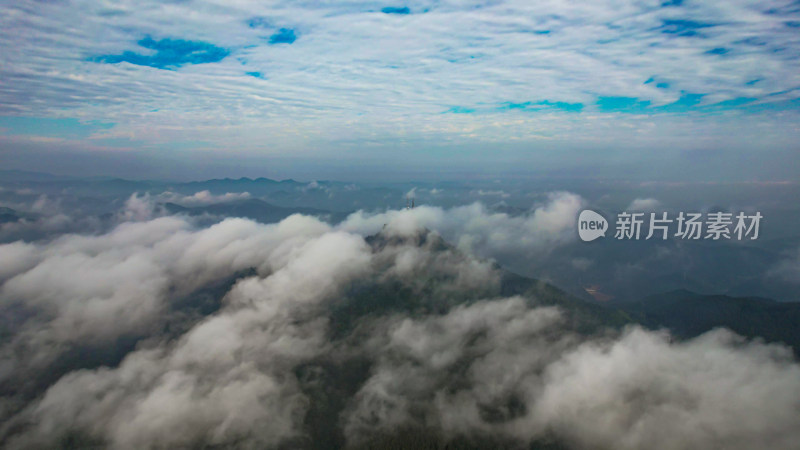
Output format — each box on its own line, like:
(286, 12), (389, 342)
(1, 0), (799, 180)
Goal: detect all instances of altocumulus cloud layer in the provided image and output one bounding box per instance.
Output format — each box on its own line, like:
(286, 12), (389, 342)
(0, 195), (799, 449)
(1, 0), (799, 176)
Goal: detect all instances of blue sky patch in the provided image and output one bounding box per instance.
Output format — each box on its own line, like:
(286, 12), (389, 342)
(594, 93), (770, 114)
(597, 96), (652, 113)
(0, 117), (114, 139)
(498, 100), (584, 113)
(656, 93), (704, 112)
(644, 77), (670, 89)
(382, 6), (411, 15)
(536, 100), (584, 112)
(445, 106), (475, 114)
(503, 102), (531, 110)
(598, 94), (706, 114)
(269, 28), (297, 44)
(246, 71), (264, 79)
(247, 17), (271, 29)
(659, 19), (716, 37)
(92, 37), (229, 69)
(706, 47), (729, 55)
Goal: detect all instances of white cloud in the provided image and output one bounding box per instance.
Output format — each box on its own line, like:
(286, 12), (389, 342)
(340, 191), (585, 259)
(627, 197), (662, 211)
(157, 190), (251, 207)
(343, 300), (800, 449)
(475, 189), (510, 198)
(0, 213), (333, 389)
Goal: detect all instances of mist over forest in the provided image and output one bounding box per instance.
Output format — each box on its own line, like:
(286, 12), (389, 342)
(1, 171), (800, 449)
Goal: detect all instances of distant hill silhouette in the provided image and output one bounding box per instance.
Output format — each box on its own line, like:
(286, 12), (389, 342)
(611, 289), (800, 354)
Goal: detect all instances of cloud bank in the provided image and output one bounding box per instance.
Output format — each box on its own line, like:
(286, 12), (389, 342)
(1, 0), (799, 180)
(0, 196), (799, 449)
